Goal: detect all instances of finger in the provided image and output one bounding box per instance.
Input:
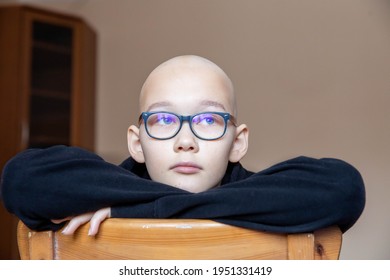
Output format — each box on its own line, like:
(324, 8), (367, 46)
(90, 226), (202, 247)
(51, 217), (72, 224)
(88, 208), (110, 236)
(62, 212), (94, 235)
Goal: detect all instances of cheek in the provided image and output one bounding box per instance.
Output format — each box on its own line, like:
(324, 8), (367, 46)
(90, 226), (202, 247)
(139, 130), (163, 159)
(206, 133), (235, 156)
(142, 143), (168, 165)
(200, 139), (233, 165)
(140, 137), (172, 174)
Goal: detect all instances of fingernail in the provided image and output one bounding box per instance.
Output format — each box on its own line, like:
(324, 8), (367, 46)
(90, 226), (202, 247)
(61, 225), (69, 234)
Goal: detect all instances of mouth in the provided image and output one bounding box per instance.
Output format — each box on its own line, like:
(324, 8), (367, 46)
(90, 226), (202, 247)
(170, 162), (202, 174)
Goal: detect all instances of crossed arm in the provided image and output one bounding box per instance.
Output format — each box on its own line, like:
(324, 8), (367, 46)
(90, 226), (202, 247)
(1, 146), (366, 235)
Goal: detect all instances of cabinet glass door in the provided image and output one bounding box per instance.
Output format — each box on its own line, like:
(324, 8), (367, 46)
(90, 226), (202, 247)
(29, 21), (73, 148)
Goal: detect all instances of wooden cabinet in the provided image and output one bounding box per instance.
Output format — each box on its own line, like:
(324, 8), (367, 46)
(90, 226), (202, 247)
(0, 5), (96, 259)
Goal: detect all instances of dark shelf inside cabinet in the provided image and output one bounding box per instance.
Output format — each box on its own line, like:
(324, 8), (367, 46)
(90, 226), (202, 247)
(31, 89), (70, 100)
(33, 21), (72, 47)
(31, 42), (72, 94)
(28, 95), (71, 148)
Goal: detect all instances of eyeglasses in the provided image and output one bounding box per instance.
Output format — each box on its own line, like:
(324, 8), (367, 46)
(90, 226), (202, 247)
(139, 111), (237, 140)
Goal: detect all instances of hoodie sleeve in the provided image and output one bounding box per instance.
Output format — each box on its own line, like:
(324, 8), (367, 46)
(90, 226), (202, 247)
(146, 156), (365, 233)
(0, 146), (186, 231)
(0, 146), (365, 233)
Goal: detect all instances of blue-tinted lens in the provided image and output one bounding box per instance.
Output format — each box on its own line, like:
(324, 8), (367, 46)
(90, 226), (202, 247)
(191, 113), (226, 139)
(146, 113), (180, 139)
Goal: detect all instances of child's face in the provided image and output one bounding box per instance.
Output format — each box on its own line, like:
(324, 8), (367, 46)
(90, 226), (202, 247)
(128, 56), (248, 193)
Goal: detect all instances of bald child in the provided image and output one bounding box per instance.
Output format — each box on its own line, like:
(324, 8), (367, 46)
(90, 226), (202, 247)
(0, 55), (365, 236)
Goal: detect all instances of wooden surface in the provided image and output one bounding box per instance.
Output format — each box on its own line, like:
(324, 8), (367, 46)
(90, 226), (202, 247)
(0, 5), (25, 260)
(17, 219), (342, 260)
(313, 226), (343, 260)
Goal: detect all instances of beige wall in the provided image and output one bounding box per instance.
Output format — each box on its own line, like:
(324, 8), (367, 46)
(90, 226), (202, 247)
(6, 0), (390, 259)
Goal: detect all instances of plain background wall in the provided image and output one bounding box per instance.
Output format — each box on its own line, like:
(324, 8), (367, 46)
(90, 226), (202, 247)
(2, 0), (389, 259)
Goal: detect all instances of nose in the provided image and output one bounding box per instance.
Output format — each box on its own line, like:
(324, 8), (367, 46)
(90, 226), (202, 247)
(173, 122), (199, 153)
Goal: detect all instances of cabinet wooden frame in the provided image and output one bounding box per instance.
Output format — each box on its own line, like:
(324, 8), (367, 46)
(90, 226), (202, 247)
(0, 4), (96, 259)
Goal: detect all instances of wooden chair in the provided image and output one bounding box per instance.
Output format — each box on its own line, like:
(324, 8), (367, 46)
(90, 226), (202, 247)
(17, 218), (342, 260)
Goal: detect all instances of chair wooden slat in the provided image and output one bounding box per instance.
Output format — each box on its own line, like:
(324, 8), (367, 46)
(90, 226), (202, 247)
(17, 219), (342, 260)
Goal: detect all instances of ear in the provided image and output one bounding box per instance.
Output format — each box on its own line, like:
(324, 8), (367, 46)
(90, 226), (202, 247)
(127, 125), (145, 163)
(229, 124), (249, 163)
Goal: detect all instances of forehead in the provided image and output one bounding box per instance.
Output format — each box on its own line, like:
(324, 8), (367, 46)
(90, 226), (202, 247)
(139, 61), (235, 114)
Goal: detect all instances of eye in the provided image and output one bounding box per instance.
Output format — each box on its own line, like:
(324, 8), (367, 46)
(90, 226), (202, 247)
(193, 114), (217, 126)
(154, 113), (177, 125)
(203, 116), (215, 125)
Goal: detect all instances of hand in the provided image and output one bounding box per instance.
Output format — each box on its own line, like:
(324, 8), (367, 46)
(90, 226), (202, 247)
(51, 207), (111, 236)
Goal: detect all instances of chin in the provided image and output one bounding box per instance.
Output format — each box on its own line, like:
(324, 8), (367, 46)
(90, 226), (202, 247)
(171, 182), (217, 193)
(173, 185), (202, 193)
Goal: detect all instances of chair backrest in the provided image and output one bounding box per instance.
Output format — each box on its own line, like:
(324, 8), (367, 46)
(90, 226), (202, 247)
(17, 218), (342, 260)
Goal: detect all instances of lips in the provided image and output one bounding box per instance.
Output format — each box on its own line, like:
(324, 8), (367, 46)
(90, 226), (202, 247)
(170, 162), (202, 174)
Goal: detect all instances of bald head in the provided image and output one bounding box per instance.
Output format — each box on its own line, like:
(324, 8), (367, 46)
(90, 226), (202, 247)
(128, 55), (249, 193)
(139, 55), (237, 117)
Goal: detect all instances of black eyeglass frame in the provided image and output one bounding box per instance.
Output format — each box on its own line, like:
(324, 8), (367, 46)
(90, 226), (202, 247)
(138, 111), (237, 140)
